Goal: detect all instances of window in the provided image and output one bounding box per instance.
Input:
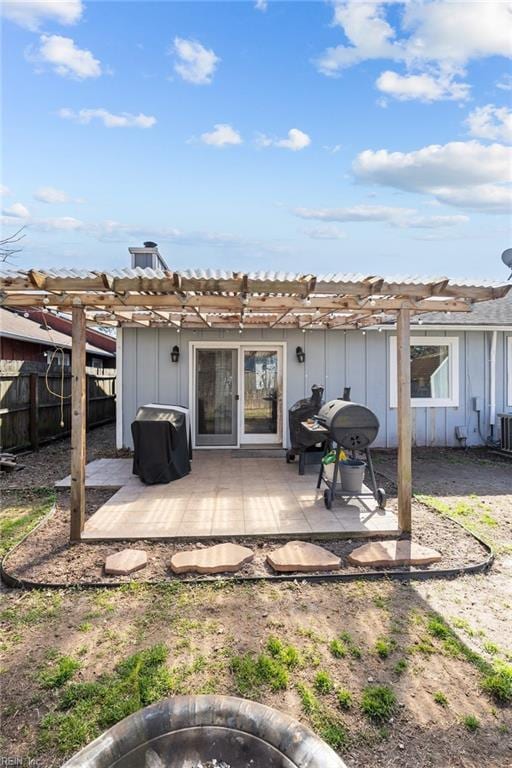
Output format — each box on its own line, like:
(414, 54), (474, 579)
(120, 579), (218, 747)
(390, 336), (459, 408)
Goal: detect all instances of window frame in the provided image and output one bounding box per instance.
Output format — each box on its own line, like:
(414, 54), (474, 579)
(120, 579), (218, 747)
(389, 335), (459, 408)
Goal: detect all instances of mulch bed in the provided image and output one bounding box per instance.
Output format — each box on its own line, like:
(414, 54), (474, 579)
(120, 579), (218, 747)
(2, 486), (489, 586)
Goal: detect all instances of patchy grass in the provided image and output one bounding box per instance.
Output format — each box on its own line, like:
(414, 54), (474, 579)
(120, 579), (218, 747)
(0, 488), (55, 556)
(336, 688), (353, 710)
(40, 645), (174, 754)
(339, 631), (362, 659)
(230, 652), (288, 696)
(314, 670), (334, 695)
(266, 636), (301, 668)
(462, 714), (480, 732)
(361, 686), (396, 722)
(393, 658), (408, 675)
(38, 655), (80, 689)
(374, 637), (396, 659)
(433, 691), (448, 707)
(481, 664), (512, 704)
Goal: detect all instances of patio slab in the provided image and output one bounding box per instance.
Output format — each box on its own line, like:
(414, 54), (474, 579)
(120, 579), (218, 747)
(56, 458), (135, 489)
(81, 453), (399, 541)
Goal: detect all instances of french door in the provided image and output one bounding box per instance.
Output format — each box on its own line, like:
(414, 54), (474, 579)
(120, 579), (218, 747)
(193, 345), (283, 447)
(195, 348), (238, 446)
(240, 348), (281, 444)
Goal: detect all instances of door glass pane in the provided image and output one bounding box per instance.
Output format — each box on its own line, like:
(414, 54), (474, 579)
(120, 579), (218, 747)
(197, 350), (234, 435)
(244, 350), (278, 434)
(410, 345), (450, 399)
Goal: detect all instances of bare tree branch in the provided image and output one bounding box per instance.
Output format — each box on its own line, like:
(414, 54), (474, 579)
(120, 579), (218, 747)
(0, 226), (26, 263)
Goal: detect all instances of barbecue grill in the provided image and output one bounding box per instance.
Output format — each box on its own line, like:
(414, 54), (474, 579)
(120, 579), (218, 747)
(286, 385), (325, 475)
(315, 399), (386, 510)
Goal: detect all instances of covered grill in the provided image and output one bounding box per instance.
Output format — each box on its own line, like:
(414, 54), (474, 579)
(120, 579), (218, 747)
(316, 400), (379, 450)
(286, 385), (325, 474)
(314, 398), (386, 510)
(131, 405), (191, 485)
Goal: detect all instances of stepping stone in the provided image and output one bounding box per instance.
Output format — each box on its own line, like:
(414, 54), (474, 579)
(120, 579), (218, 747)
(347, 540), (442, 567)
(267, 540), (341, 573)
(104, 549), (147, 575)
(169, 543), (254, 574)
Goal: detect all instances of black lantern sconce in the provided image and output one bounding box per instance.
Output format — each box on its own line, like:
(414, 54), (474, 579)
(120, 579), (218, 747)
(171, 345), (180, 363)
(296, 346), (305, 364)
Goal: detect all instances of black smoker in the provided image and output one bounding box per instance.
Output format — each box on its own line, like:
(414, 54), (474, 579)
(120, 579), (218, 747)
(286, 385), (325, 474)
(315, 399), (386, 510)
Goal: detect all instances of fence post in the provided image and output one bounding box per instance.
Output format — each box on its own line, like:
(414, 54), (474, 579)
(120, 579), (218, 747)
(29, 373), (39, 451)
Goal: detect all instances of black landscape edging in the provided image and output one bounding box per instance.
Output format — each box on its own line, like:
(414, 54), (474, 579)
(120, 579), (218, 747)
(1, 498), (495, 590)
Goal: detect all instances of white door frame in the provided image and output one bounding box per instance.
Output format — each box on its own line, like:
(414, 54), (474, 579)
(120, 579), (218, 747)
(189, 340), (287, 449)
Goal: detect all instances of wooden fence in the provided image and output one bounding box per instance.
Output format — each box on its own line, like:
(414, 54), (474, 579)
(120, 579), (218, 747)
(0, 361), (116, 451)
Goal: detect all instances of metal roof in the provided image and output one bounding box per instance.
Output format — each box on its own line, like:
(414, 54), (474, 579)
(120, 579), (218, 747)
(1, 266), (509, 331)
(0, 308), (114, 355)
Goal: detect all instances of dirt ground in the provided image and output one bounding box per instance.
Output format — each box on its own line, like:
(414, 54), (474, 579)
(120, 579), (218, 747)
(1, 427), (511, 768)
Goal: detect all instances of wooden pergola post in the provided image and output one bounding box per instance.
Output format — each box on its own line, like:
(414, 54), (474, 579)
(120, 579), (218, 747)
(70, 303), (86, 541)
(397, 308), (412, 534)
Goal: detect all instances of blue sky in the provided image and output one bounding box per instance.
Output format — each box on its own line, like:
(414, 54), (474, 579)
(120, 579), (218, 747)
(2, 0), (511, 278)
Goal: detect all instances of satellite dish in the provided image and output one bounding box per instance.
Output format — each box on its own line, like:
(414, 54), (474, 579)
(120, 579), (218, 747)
(502, 248), (512, 279)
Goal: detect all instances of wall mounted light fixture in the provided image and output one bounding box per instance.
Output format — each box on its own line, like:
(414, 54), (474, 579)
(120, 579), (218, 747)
(296, 346), (305, 363)
(171, 345), (180, 363)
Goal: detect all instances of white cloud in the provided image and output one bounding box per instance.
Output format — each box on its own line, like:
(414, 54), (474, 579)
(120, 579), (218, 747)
(316, 2), (512, 104)
(352, 140), (512, 212)
(294, 204), (416, 223)
(200, 124), (242, 147)
(318, 1), (512, 74)
(293, 204), (469, 229)
(0, 185), (12, 197)
(255, 0), (268, 10)
(31, 34), (102, 79)
(433, 185), (512, 214)
(2, 202), (30, 219)
(36, 216), (84, 231)
(2, 0), (83, 31)
(58, 108), (156, 128)
(376, 70), (470, 103)
(34, 186), (70, 204)
(497, 73), (512, 91)
(304, 225), (347, 240)
(466, 105), (512, 144)
(257, 128), (311, 151)
(172, 37), (219, 85)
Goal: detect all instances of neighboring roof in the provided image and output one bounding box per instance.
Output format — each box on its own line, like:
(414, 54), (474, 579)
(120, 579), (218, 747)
(0, 308), (115, 356)
(413, 288), (512, 326)
(0, 267), (509, 331)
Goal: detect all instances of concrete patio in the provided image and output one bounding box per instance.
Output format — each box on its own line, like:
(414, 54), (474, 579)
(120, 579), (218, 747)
(57, 454), (400, 541)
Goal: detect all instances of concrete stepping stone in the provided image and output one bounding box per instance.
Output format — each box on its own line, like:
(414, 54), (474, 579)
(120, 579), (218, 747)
(169, 543), (254, 574)
(104, 548), (148, 575)
(267, 540), (341, 573)
(347, 540), (442, 567)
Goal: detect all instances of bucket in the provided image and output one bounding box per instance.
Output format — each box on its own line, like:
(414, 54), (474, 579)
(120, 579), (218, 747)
(340, 459), (366, 493)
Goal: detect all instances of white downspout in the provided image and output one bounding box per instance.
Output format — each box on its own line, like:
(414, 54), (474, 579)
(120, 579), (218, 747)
(489, 330), (497, 440)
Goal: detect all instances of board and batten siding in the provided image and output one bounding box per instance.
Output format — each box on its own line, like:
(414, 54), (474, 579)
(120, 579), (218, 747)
(120, 327), (512, 450)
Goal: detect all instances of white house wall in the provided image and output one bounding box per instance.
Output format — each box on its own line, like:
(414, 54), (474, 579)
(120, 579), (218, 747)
(120, 327), (511, 450)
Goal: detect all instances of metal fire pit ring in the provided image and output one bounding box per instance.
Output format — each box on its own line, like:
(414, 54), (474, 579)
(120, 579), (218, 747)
(62, 694), (347, 768)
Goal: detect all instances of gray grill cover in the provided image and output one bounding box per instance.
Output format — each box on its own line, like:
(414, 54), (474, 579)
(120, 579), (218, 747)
(131, 406), (191, 484)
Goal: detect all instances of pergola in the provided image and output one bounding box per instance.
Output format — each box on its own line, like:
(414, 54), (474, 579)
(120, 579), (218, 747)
(1, 267), (509, 542)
